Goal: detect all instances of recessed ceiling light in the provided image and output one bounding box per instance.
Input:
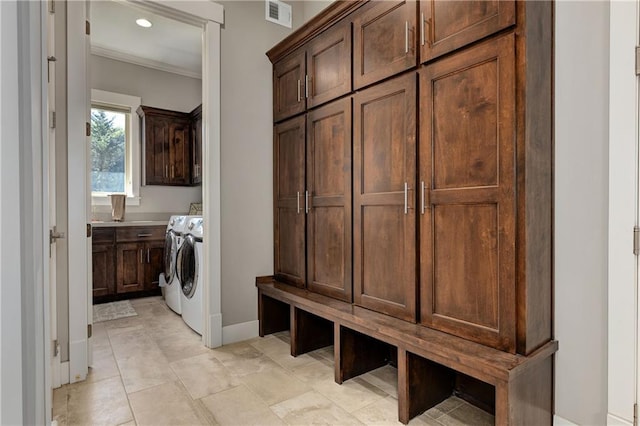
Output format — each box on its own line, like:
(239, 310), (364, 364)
(136, 18), (152, 28)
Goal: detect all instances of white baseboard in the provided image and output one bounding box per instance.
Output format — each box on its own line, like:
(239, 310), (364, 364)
(222, 320), (259, 345)
(607, 413), (634, 425)
(554, 415), (579, 425)
(60, 361), (70, 386)
(207, 313), (223, 349)
(68, 340), (87, 383)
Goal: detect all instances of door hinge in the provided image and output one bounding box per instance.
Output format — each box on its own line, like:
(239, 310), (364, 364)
(49, 0), (55, 14)
(85, 20), (90, 35)
(50, 111), (56, 129)
(634, 226), (639, 255)
(634, 403), (637, 426)
(87, 223), (92, 238)
(52, 339), (59, 357)
(86, 122), (91, 137)
(636, 47), (640, 76)
(88, 324), (92, 338)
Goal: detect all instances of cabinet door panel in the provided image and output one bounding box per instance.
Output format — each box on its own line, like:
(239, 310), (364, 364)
(307, 19), (352, 108)
(146, 118), (168, 184)
(274, 116), (306, 287)
(306, 98), (352, 301)
(274, 50), (306, 122)
(354, 74), (416, 321)
(420, 0), (515, 63)
(353, 0), (417, 89)
(116, 243), (145, 293)
(191, 106), (202, 185)
(92, 244), (115, 298)
(419, 34), (516, 352)
(168, 120), (190, 185)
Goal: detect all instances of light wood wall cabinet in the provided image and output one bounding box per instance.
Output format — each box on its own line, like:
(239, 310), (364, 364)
(419, 0), (515, 63)
(274, 98), (353, 301)
(265, 1), (554, 423)
(353, 74), (416, 321)
(273, 19), (352, 122)
(353, 0), (417, 89)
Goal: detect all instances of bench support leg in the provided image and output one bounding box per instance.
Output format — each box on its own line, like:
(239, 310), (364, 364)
(258, 291), (290, 337)
(495, 354), (553, 425)
(335, 324), (392, 384)
(290, 307), (333, 356)
(398, 349), (455, 424)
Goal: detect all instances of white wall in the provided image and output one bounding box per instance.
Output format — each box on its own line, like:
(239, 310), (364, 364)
(218, 1), (304, 327)
(90, 54), (202, 219)
(555, 2), (609, 424)
(302, 0), (334, 22)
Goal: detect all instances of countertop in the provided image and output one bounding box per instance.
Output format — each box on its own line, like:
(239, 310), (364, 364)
(91, 220), (167, 228)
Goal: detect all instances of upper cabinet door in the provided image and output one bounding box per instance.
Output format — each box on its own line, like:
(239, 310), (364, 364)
(306, 19), (352, 109)
(274, 50), (306, 122)
(274, 116), (307, 288)
(306, 98), (352, 302)
(419, 0), (515, 63)
(168, 119), (191, 185)
(353, 73), (417, 322)
(353, 0), (418, 90)
(419, 34), (516, 352)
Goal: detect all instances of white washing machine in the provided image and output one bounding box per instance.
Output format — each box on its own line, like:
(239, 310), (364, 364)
(160, 215), (189, 314)
(177, 217), (203, 334)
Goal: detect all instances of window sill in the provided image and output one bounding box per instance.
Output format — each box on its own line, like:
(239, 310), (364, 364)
(91, 195), (141, 207)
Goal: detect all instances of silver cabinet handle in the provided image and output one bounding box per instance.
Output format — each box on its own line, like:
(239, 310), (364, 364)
(305, 190), (310, 214)
(297, 191), (301, 214)
(404, 182), (409, 214)
(405, 21), (409, 54)
(421, 181), (426, 215)
(421, 13), (425, 46)
(297, 79), (301, 102)
(305, 75), (309, 99)
(140, 249), (144, 264)
(137, 233), (152, 237)
(147, 248), (150, 264)
(165, 164), (168, 178)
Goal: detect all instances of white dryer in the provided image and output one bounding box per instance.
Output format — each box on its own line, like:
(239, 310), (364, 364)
(161, 215), (189, 314)
(177, 217), (204, 334)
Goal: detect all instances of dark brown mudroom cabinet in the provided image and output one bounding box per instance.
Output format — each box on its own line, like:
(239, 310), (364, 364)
(260, 1), (555, 424)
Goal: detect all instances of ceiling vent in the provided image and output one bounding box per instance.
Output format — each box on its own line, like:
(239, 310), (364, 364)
(266, 0), (292, 28)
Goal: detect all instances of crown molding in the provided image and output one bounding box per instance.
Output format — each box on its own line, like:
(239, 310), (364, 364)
(91, 44), (202, 80)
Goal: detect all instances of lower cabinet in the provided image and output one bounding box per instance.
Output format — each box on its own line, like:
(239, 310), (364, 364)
(92, 225), (165, 303)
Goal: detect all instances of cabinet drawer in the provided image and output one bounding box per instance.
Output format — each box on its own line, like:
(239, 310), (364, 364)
(92, 227), (115, 244)
(116, 226), (165, 242)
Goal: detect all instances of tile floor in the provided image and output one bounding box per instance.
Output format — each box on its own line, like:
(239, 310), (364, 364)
(53, 296), (494, 426)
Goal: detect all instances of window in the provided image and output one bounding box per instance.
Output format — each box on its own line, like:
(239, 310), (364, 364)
(90, 89), (141, 205)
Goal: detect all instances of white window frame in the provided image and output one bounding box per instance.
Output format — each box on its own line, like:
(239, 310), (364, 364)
(90, 89), (141, 206)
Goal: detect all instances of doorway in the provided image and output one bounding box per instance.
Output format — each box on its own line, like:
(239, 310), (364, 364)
(64, 0), (223, 386)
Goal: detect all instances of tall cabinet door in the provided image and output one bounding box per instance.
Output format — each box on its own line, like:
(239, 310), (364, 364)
(353, 0), (417, 90)
(145, 117), (169, 185)
(419, 0), (515, 64)
(306, 98), (352, 302)
(419, 34), (516, 352)
(274, 116), (307, 287)
(274, 50), (306, 122)
(168, 120), (191, 185)
(306, 19), (352, 109)
(353, 74), (417, 322)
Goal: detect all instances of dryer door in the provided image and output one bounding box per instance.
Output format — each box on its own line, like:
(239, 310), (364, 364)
(178, 235), (197, 298)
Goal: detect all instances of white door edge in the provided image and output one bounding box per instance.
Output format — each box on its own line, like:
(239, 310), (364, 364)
(609, 1), (639, 422)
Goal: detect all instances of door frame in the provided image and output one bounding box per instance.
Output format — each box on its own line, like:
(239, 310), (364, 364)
(608, 1), (639, 424)
(66, 0), (224, 383)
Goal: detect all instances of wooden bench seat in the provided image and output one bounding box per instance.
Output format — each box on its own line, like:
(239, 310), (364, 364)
(257, 277), (557, 425)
